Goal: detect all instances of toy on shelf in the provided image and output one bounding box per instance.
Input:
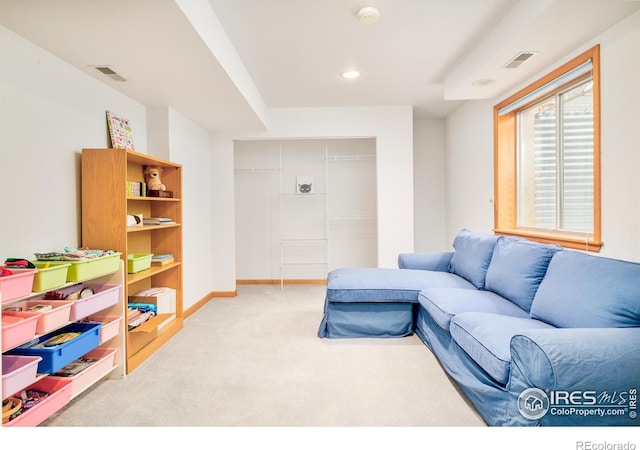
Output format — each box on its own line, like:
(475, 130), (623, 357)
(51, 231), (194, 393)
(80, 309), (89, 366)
(143, 165), (166, 191)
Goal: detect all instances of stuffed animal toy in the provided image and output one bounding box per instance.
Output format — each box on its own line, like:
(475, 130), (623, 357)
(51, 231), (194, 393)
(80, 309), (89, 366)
(143, 165), (166, 191)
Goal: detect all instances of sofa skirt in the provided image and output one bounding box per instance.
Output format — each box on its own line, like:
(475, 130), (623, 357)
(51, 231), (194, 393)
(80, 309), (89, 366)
(318, 301), (415, 338)
(414, 306), (519, 426)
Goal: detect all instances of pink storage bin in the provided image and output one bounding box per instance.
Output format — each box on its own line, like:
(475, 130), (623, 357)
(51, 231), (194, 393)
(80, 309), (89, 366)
(83, 315), (122, 344)
(2, 311), (40, 351)
(2, 355), (42, 398)
(13, 300), (73, 335)
(0, 269), (37, 303)
(67, 284), (120, 321)
(49, 348), (116, 398)
(3, 377), (72, 427)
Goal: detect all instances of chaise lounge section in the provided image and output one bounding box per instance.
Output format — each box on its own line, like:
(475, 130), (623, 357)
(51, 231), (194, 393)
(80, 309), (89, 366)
(318, 229), (640, 426)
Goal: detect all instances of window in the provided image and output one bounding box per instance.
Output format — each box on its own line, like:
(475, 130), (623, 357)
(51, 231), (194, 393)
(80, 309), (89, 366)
(493, 45), (602, 251)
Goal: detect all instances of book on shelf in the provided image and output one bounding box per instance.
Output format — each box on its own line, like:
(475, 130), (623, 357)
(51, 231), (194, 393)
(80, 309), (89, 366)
(106, 110), (136, 151)
(142, 217), (175, 225)
(148, 190), (173, 198)
(151, 253), (174, 266)
(151, 253), (174, 260)
(151, 257), (174, 267)
(126, 181), (147, 197)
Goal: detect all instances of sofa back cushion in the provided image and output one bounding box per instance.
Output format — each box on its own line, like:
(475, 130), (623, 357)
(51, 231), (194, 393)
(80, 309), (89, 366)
(530, 250), (640, 328)
(484, 237), (561, 312)
(448, 229), (499, 289)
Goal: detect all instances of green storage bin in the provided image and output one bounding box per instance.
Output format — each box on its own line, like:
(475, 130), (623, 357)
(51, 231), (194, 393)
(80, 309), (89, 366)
(32, 262), (71, 292)
(42, 253), (121, 282)
(127, 253), (153, 274)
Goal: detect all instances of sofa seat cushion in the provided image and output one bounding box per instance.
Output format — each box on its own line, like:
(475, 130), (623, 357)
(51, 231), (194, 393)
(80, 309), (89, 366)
(418, 288), (530, 332)
(450, 312), (555, 385)
(326, 267), (476, 303)
(448, 229), (499, 290)
(484, 236), (561, 312)
(530, 250), (640, 328)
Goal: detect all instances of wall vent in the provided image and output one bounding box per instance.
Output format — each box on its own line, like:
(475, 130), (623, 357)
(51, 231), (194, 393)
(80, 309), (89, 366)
(93, 66), (127, 82)
(503, 51), (538, 69)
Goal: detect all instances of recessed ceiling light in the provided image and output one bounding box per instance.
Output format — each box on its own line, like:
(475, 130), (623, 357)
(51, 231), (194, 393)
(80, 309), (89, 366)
(342, 70), (361, 79)
(356, 6), (380, 23)
(472, 78), (496, 87)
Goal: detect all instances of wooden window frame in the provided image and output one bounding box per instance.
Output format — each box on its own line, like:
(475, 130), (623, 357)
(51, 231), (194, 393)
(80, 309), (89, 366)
(493, 45), (602, 252)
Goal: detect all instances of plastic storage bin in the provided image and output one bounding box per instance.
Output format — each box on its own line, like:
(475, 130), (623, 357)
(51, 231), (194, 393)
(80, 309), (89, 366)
(7, 322), (102, 374)
(42, 252), (121, 282)
(2, 355), (43, 397)
(2, 312), (40, 351)
(31, 261), (70, 292)
(7, 300), (73, 335)
(127, 253), (153, 274)
(0, 269), (37, 303)
(49, 347), (116, 398)
(63, 284), (120, 321)
(69, 285), (120, 321)
(3, 377), (72, 427)
(83, 315), (122, 344)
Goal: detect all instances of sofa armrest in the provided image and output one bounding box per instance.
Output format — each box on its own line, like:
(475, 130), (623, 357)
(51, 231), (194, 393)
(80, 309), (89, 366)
(397, 252), (453, 271)
(508, 327), (640, 425)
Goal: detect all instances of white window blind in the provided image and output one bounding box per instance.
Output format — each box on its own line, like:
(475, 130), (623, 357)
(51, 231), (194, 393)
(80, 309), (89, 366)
(517, 77), (594, 233)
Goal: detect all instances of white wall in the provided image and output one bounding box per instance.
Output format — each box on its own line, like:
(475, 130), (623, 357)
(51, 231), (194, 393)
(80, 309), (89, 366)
(444, 99), (496, 245)
(444, 10), (640, 261)
(209, 137), (236, 292)
(211, 106), (414, 291)
(598, 11), (640, 260)
(413, 119), (447, 252)
(0, 25), (146, 257)
(0, 26), (214, 310)
(166, 108), (213, 310)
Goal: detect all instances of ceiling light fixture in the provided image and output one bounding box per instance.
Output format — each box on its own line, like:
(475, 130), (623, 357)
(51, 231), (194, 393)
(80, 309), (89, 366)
(342, 70), (361, 79)
(356, 6), (380, 23)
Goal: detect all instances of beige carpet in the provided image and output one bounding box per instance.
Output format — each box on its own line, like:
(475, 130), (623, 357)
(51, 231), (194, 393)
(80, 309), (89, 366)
(39, 284), (484, 427)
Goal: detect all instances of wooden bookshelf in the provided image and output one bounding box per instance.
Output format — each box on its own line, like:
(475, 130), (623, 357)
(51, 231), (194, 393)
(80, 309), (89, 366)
(81, 148), (183, 373)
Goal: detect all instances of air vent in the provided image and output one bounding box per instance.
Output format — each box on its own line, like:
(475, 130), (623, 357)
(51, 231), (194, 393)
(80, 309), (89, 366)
(504, 51), (538, 69)
(94, 66), (127, 82)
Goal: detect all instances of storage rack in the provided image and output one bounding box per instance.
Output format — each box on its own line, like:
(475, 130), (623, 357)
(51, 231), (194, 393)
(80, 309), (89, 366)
(1, 260), (125, 426)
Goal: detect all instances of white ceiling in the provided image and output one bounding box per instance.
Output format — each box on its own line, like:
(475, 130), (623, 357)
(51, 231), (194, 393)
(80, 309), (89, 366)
(1, 0), (639, 132)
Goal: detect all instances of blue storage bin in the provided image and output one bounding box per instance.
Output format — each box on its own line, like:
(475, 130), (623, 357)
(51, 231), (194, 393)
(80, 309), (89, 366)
(7, 322), (102, 374)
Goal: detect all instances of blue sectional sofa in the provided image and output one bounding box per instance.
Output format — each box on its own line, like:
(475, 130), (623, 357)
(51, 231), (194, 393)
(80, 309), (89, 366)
(317, 229), (640, 426)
